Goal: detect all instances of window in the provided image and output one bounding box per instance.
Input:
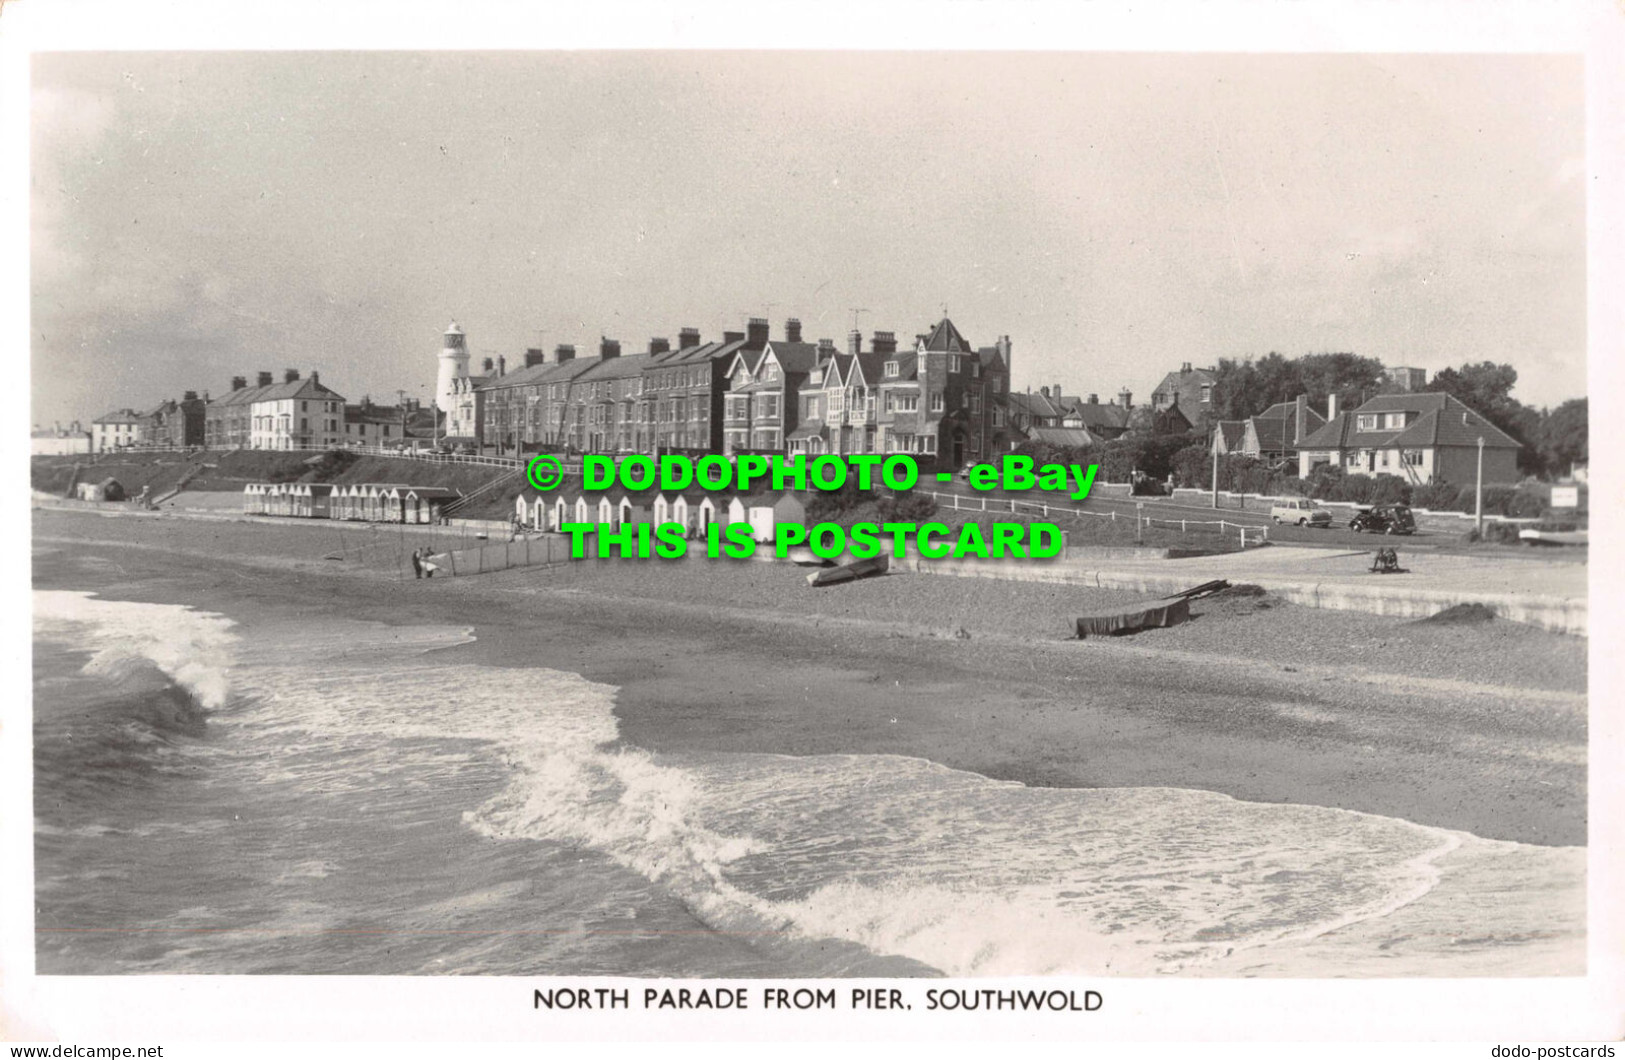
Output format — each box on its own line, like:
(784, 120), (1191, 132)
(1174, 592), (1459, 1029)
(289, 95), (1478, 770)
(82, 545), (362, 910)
(885, 362), (899, 378)
(948, 355), (961, 373)
(1357, 414), (1380, 431)
(1403, 449), (1424, 467)
(302, 402), (308, 412)
(763, 363), (780, 382)
(894, 393), (919, 413)
(757, 394), (780, 419)
(931, 392), (944, 413)
(811, 368), (823, 385)
(805, 396), (820, 418)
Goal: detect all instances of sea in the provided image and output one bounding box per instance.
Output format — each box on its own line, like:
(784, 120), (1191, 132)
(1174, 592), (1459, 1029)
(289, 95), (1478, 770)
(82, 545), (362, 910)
(31, 587), (1586, 977)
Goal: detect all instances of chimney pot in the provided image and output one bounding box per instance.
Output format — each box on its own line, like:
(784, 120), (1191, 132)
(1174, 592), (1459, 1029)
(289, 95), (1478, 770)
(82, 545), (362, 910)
(525, 347), (545, 367)
(746, 318), (770, 350)
(648, 337), (670, 355)
(872, 330), (897, 355)
(284, 368), (300, 383)
(258, 371), (274, 387)
(599, 337), (621, 360)
(554, 344), (576, 363)
(679, 327), (701, 349)
(1181, 362), (1192, 373)
(785, 318), (802, 343)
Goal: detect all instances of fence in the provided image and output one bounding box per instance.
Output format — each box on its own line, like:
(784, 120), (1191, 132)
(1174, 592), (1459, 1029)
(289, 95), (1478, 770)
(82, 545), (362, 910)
(924, 490), (1268, 548)
(434, 533), (577, 577)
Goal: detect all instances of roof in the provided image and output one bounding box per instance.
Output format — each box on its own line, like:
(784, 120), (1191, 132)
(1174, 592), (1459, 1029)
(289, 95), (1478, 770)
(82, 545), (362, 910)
(251, 376), (345, 403)
(1215, 420), (1247, 448)
(1298, 393), (1520, 450)
(1062, 398), (1130, 432)
(93, 409), (147, 424)
(765, 341), (821, 375)
(787, 423), (828, 442)
(922, 317), (973, 353)
(345, 404), (408, 424)
(1150, 366), (1216, 413)
(1028, 427), (1098, 448)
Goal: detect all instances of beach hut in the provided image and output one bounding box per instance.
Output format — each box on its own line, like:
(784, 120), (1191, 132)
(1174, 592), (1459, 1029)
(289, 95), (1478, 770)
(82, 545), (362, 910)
(515, 495), (530, 526)
(696, 496), (719, 535)
(618, 495), (653, 528)
(726, 496), (747, 527)
(404, 487), (459, 524)
(242, 483), (266, 515)
(597, 496), (616, 526)
(652, 493), (672, 526)
(574, 496), (592, 525)
(551, 495), (569, 531)
(747, 504), (776, 543)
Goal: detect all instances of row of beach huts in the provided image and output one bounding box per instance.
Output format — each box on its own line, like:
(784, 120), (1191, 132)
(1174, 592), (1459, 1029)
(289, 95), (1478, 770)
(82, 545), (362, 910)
(513, 491), (809, 540)
(243, 481), (461, 523)
(242, 480), (813, 538)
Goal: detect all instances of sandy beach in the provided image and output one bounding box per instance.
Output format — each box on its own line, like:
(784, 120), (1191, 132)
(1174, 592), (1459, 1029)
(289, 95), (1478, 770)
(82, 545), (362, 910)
(32, 507), (1586, 848)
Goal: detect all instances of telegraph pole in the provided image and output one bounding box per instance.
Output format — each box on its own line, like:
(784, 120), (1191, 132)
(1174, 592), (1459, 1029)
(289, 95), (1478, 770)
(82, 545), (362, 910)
(1211, 430), (1220, 509)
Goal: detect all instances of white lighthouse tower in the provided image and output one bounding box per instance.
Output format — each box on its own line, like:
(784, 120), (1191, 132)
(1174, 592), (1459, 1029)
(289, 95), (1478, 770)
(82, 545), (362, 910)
(436, 321), (470, 415)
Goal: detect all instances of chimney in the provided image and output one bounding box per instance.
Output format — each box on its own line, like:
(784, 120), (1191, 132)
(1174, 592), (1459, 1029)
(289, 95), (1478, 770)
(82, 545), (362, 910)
(1088, 393), (1099, 405)
(497, 356), (507, 377)
(848, 330), (863, 355)
(872, 330), (897, 355)
(723, 330), (744, 344)
(284, 368), (300, 383)
(1181, 362), (1192, 374)
(817, 338), (836, 355)
(746, 318), (770, 350)
(183, 390), (197, 402)
(1052, 384), (1061, 400)
(482, 357), (494, 373)
(258, 371), (274, 387)
(678, 327), (701, 349)
(231, 376), (247, 391)
(1327, 393), (1339, 421)
(1040, 386), (1050, 398)
(785, 318), (802, 343)
(648, 337), (670, 355)
(599, 337), (621, 360)
(1295, 394), (1308, 445)
(525, 347), (546, 368)
(554, 344), (576, 363)
(998, 334), (1012, 381)
(1118, 387), (1133, 409)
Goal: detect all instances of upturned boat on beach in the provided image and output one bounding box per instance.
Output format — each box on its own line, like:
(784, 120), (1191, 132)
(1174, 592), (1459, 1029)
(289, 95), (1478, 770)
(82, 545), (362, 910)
(805, 554), (889, 587)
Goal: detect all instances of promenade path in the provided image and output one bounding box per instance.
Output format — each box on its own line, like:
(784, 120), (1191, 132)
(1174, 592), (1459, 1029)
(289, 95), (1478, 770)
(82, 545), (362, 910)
(904, 545), (1589, 635)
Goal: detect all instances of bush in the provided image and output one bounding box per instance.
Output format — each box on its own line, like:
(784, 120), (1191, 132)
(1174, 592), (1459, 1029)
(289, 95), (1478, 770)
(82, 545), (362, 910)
(1466, 521), (1522, 544)
(877, 490), (938, 522)
(1367, 474), (1412, 506)
(806, 481), (868, 521)
(1410, 482), (1459, 511)
(1171, 445), (1211, 489)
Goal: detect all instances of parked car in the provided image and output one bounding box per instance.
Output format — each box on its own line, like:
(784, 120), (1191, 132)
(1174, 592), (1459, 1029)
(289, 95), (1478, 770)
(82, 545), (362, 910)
(1269, 497), (1333, 527)
(1349, 504), (1417, 535)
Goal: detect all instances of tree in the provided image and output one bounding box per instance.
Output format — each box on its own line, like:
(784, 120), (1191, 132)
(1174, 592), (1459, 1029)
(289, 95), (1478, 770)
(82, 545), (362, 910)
(1537, 398), (1587, 476)
(1209, 351), (1386, 422)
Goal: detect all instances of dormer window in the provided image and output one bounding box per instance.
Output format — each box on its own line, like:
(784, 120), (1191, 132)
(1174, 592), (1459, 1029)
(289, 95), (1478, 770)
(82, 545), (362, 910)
(885, 362), (899, 378)
(1356, 414), (1380, 431)
(810, 369), (823, 385)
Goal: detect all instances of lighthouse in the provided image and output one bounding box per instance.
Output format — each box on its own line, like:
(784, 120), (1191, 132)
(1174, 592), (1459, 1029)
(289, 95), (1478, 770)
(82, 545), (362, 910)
(436, 321), (469, 415)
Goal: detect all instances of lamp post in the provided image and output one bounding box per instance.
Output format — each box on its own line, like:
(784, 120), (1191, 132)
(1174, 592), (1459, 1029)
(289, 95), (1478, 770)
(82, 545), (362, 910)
(1211, 434), (1220, 509)
(1475, 435), (1485, 536)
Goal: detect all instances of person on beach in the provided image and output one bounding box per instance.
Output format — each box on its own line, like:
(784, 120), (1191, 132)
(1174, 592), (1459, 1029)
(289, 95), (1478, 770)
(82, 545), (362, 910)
(422, 551), (439, 578)
(410, 547), (423, 579)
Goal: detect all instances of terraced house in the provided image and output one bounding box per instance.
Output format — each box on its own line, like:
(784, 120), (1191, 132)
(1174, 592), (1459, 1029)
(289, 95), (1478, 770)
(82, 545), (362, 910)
(644, 326), (755, 453)
(724, 319), (820, 454)
(248, 370), (346, 451)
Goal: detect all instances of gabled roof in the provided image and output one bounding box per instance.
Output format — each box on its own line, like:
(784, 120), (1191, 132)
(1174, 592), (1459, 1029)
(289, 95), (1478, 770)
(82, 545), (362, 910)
(577, 352), (651, 383)
(1215, 420), (1247, 449)
(1063, 399), (1131, 432)
(882, 350), (920, 382)
(765, 340), (821, 374)
(976, 344), (1008, 374)
(852, 351), (890, 386)
(211, 383), (278, 408)
(921, 316), (973, 353)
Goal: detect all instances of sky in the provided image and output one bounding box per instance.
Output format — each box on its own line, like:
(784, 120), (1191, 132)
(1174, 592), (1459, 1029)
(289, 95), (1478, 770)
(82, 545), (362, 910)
(30, 50), (1586, 427)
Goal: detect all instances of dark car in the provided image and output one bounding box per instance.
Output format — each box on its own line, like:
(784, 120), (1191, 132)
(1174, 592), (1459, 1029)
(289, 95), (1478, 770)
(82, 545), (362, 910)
(1349, 504), (1416, 535)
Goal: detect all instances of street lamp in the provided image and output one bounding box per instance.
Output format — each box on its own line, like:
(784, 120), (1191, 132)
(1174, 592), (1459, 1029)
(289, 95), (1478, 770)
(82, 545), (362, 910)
(1475, 435), (1485, 536)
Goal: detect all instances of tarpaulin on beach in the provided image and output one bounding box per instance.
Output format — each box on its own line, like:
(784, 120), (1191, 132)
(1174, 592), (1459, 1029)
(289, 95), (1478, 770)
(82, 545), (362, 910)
(1074, 596), (1190, 638)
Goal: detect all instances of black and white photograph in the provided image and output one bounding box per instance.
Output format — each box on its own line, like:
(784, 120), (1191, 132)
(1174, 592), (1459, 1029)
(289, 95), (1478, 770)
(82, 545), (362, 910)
(5, 0), (1621, 1048)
